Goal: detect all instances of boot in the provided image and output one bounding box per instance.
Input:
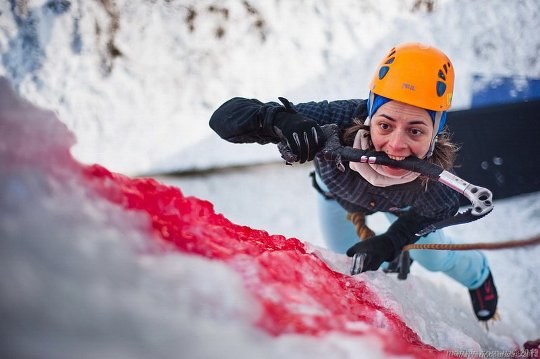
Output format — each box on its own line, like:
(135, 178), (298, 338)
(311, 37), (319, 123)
(468, 271), (498, 321)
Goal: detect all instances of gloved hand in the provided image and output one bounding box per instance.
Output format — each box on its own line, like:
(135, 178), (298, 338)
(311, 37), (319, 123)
(346, 211), (432, 273)
(272, 97), (325, 163)
(346, 234), (398, 272)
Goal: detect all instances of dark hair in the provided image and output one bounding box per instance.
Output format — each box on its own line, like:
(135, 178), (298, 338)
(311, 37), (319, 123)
(342, 117), (459, 180)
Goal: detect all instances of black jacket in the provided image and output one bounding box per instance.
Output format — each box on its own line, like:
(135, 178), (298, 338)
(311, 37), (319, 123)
(210, 97), (461, 247)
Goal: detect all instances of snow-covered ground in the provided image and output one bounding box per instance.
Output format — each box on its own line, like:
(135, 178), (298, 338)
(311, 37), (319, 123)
(158, 162), (540, 350)
(2, 77), (540, 358)
(2, 1), (540, 358)
(1, 0), (539, 174)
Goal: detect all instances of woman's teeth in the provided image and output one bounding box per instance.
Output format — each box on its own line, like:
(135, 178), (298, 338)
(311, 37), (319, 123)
(388, 155), (406, 161)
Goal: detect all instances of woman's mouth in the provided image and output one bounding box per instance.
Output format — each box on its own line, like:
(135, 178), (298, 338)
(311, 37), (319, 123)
(388, 154), (406, 161)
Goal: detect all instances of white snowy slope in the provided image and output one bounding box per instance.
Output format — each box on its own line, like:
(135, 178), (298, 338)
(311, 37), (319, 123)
(1, 0), (540, 357)
(159, 167), (540, 350)
(0, 0), (539, 174)
(1, 77), (540, 359)
(0, 78), (387, 359)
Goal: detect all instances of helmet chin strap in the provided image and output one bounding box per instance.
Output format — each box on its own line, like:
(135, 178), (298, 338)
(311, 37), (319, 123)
(364, 91), (376, 127)
(426, 111), (443, 158)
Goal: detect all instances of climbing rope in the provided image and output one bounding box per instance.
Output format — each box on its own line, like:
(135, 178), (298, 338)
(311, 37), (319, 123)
(347, 212), (540, 251)
(347, 212), (375, 241)
(403, 235), (540, 251)
(347, 212), (540, 282)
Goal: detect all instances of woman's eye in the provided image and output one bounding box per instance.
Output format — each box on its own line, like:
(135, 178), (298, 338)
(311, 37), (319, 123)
(379, 123), (390, 130)
(410, 128), (423, 136)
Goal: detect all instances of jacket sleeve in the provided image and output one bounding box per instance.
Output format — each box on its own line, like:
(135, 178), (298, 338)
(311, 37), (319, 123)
(294, 99), (365, 127)
(209, 97), (283, 145)
(209, 97), (366, 144)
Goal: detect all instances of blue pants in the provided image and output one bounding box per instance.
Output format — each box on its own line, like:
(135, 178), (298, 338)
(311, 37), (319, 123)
(316, 186), (490, 290)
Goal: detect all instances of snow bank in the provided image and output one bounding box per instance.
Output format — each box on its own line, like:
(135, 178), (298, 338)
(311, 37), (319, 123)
(2, 68), (539, 357)
(0, 77), (447, 358)
(7, 73), (524, 358)
(1, 0), (539, 174)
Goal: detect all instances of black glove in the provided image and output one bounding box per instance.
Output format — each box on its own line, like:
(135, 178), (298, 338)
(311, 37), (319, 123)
(346, 211), (432, 273)
(272, 97), (325, 163)
(346, 234), (398, 272)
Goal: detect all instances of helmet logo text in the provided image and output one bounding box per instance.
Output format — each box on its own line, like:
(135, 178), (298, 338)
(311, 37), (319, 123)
(402, 83), (415, 91)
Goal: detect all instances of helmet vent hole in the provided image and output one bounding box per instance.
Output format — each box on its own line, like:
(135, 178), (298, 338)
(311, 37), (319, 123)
(443, 64), (448, 74)
(378, 66), (390, 80)
(388, 48), (396, 57)
(436, 81), (446, 96)
(385, 57), (395, 64)
(438, 70), (446, 81)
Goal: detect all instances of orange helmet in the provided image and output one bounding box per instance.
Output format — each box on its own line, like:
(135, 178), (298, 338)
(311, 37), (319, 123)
(369, 43), (454, 111)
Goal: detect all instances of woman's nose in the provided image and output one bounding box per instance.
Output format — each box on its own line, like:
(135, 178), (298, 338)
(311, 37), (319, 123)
(387, 131), (407, 151)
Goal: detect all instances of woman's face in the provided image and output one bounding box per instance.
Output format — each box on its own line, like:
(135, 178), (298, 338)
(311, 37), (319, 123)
(370, 100), (434, 177)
